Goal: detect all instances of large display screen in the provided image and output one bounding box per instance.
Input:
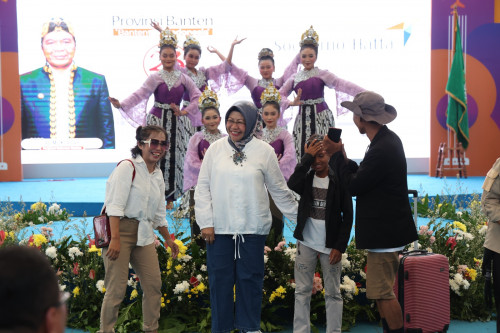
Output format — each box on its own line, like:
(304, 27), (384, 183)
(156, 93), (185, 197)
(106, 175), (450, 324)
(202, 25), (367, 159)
(17, 0), (431, 164)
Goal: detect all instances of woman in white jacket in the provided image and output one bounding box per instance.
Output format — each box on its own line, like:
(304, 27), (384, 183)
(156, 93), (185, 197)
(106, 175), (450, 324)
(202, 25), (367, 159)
(195, 101), (297, 333)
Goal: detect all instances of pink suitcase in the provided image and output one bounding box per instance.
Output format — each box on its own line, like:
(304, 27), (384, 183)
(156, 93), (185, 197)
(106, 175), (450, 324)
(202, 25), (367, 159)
(393, 190), (450, 333)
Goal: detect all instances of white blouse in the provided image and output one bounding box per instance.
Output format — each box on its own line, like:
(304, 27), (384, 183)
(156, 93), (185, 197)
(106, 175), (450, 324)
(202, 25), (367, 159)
(195, 137), (298, 235)
(104, 155), (167, 246)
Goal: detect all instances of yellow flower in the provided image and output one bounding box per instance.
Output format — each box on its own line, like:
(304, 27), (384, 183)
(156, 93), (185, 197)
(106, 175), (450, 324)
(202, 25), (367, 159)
(466, 268), (477, 281)
(188, 294), (192, 299)
(8, 231), (15, 240)
(453, 221), (467, 232)
(438, 203), (443, 209)
(167, 299), (171, 304)
(88, 245), (102, 256)
(175, 264), (183, 272)
(276, 286), (286, 294)
(167, 259), (173, 270)
(354, 286), (359, 296)
(31, 202), (47, 212)
(14, 213), (23, 221)
(102, 287), (106, 293)
(197, 282), (207, 293)
(130, 289), (138, 300)
(72, 286), (80, 297)
(30, 234), (48, 247)
(161, 302), (165, 308)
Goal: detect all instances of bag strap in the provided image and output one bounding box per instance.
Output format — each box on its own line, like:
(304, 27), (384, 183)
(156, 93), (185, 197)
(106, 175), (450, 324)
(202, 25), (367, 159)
(101, 159), (137, 215)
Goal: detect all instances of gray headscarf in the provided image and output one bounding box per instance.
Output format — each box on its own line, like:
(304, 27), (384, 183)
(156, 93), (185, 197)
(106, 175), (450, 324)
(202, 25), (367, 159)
(225, 101), (262, 152)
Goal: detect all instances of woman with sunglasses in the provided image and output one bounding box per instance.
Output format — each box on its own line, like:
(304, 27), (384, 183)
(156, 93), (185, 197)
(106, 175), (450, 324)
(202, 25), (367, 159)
(98, 125), (179, 333)
(195, 101), (298, 333)
(109, 28), (201, 209)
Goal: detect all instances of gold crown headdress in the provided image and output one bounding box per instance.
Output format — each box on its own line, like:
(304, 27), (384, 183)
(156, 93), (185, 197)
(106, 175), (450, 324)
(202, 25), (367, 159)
(183, 34), (201, 49)
(299, 25), (319, 47)
(260, 82), (281, 106)
(159, 27), (178, 48)
(199, 87), (220, 110)
(41, 18), (75, 38)
(257, 48), (274, 60)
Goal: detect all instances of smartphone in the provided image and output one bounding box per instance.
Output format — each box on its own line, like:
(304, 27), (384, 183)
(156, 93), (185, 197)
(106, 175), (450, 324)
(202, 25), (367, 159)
(327, 127), (342, 143)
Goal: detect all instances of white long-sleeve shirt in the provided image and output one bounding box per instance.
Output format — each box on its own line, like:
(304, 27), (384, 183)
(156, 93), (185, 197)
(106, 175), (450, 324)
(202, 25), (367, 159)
(104, 156), (167, 246)
(194, 137), (298, 235)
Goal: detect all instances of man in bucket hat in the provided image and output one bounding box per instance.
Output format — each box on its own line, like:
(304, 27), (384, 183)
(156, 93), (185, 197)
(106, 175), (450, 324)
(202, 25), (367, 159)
(323, 91), (417, 333)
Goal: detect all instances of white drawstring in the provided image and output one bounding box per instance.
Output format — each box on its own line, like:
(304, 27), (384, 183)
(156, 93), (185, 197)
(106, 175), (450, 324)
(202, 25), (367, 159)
(232, 234), (245, 259)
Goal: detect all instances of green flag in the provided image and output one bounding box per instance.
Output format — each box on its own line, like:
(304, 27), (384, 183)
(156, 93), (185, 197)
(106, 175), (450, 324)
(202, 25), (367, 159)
(445, 15), (469, 149)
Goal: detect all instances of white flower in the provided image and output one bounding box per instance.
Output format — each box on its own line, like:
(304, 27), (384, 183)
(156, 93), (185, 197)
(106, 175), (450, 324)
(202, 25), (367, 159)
(173, 281), (190, 294)
(456, 211), (463, 217)
(264, 255), (269, 264)
(290, 282), (296, 289)
(449, 279), (460, 295)
(48, 203), (61, 215)
(479, 225), (488, 236)
(127, 277), (137, 288)
(284, 247), (297, 261)
(96, 280), (106, 293)
(68, 247), (83, 260)
(359, 269), (366, 279)
(59, 284), (67, 291)
(341, 253), (351, 270)
(463, 233), (474, 241)
(129, 263), (133, 269)
(426, 247), (433, 253)
(196, 274), (203, 281)
(200, 264), (207, 272)
(178, 296), (183, 301)
(179, 254), (192, 262)
(45, 246), (57, 259)
(38, 216), (45, 222)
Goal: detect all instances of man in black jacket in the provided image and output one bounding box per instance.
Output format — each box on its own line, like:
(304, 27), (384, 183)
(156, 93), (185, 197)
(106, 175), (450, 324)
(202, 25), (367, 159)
(288, 134), (353, 333)
(324, 91), (417, 333)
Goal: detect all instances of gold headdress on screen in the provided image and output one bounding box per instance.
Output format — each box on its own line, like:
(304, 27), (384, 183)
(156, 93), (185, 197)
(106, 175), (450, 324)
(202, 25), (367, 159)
(260, 82), (281, 106)
(183, 34), (201, 48)
(199, 87), (220, 111)
(299, 25), (319, 47)
(41, 18), (75, 38)
(257, 48), (274, 60)
(159, 27), (178, 48)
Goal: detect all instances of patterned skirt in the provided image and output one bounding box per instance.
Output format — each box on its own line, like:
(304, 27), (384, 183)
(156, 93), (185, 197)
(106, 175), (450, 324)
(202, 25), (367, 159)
(147, 109), (193, 201)
(292, 105), (335, 162)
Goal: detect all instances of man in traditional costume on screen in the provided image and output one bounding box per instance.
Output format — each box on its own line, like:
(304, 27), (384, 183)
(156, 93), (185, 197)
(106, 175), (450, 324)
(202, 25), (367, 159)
(20, 18), (115, 149)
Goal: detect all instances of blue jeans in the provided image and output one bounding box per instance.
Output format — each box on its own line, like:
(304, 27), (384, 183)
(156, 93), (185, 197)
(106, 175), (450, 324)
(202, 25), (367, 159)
(206, 234), (267, 333)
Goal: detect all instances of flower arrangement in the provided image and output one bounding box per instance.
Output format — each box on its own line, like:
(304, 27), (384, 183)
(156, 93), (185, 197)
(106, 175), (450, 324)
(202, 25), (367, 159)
(0, 193), (495, 331)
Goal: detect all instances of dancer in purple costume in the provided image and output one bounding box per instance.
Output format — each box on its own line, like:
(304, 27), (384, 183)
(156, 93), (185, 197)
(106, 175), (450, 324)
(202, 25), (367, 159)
(224, 37), (300, 110)
(183, 87), (227, 192)
(109, 28), (201, 209)
(279, 26), (365, 161)
(152, 22), (230, 136)
(260, 83), (296, 181)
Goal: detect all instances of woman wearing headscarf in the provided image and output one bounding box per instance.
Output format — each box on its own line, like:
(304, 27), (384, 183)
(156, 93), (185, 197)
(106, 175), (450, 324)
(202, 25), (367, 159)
(194, 101), (298, 333)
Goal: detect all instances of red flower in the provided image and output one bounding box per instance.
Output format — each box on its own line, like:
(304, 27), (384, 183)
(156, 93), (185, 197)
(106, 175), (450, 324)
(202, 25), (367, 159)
(189, 276), (200, 287)
(364, 265), (368, 273)
(165, 233), (176, 248)
(0, 230), (5, 246)
(73, 262), (79, 275)
(356, 282), (362, 288)
(446, 237), (457, 250)
(89, 269), (95, 280)
(87, 234), (95, 248)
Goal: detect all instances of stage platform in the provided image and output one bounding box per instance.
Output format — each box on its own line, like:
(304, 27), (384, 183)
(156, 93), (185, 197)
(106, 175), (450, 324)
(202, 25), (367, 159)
(0, 175), (486, 217)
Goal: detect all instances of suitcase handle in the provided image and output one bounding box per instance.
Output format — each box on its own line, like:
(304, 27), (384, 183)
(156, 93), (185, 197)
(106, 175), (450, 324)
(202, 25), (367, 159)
(401, 250), (428, 256)
(408, 189), (418, 197)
